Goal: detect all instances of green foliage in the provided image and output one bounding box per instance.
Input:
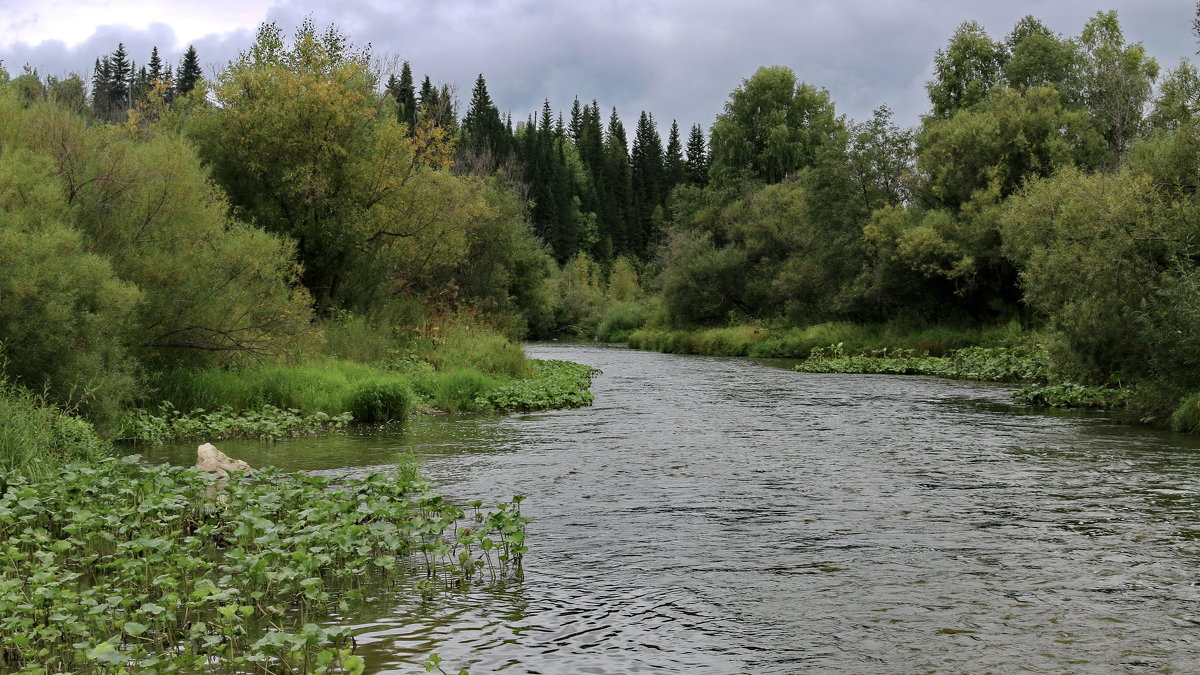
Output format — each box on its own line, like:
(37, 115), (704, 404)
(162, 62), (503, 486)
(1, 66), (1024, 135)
(418, 320), (532, 379)
(1001, 167), (1189, 384)
(1013, 383), (1130, 409)
(596, 301), (657, 343)
(119, 403), (354, 442)
(918, 86), (1104, 208)
(415, 370), (499, 414)
(926, 21), (1006, 118)
(0, 144), (141, 424)
(349, 381), (415, 423)
(795, 344), (1053, 382)
(708, 66), (843, 186)
(0, 382), (111, 484)
(1170, 393), (1200, 433)
(0, 456), (526, 672)
(476, 360), (599, 412)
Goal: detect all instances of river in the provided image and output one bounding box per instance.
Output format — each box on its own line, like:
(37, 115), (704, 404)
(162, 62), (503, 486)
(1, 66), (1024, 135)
(144, 343), (1200, 673)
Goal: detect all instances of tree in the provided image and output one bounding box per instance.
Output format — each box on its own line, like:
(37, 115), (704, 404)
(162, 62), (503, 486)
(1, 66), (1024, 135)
(604, 107), (633, 255)
(708, 66), (843, 186)
(685, 123), (708, 185)
(629, 111), (664, 256)
(926, 21), (1006, 118)
(1148, 61), (1200, 131)
(918, 86), (1103, 209)
(175, 45), (202, 96)
(191, 21), (483, 312)
(1078, 10), (1158, 165)
(460, 73), (510, 172)
(0, 144), (140, 424)
(1002, 16), (1083, 102)
(664, 119), (686, 190)
(845, 105), (913, 213)
(148, 46), (163, 83)
(386, 61), (417, 131)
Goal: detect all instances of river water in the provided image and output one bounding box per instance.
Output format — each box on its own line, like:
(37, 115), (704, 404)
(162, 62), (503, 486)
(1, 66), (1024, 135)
(144, 343), (1200, 673)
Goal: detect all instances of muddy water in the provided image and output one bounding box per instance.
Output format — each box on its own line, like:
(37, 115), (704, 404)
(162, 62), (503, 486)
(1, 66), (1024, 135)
(144, 344), (1200, 673)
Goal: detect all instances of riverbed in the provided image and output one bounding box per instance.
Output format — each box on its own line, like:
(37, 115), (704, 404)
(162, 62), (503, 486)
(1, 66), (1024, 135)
(144, 343), (1200, 673)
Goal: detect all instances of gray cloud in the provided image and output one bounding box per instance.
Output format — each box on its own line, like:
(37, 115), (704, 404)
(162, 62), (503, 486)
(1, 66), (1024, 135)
(2, 0), (1193, 133)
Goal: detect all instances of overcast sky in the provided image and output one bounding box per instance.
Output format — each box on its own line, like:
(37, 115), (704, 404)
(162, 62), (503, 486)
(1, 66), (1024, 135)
(1, 0), (1194, 132)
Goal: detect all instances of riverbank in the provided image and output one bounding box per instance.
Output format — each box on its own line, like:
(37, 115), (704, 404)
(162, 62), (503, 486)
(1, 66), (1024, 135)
(118, 358), (599, 443)
(626, 321), (1019, 359)
(625, 321), (1145, 416)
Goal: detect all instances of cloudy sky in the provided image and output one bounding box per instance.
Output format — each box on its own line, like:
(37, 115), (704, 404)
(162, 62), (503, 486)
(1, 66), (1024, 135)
(0, 0), (1194, 131)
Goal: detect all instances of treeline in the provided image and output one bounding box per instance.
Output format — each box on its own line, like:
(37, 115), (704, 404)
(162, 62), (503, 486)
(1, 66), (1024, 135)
(7, 8), (1200, 425)
(644, 9), (1200, 417)
(0, 20), (584, 430)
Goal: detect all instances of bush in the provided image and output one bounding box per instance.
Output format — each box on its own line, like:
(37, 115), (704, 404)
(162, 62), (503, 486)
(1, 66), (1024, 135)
(596, 301), (655, 342)
(416, 369), (499, 413)
(349, 380), (415, 423)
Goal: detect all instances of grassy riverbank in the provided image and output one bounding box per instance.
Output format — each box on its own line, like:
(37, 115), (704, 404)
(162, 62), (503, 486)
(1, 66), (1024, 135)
(626, 321), (1021, 359)
(626, 320), (1146, 414)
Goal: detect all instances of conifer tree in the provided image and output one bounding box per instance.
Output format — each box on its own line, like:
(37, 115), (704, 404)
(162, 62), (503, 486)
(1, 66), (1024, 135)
(461, 73), (510, 170)
(630, 111), (665, 256)
(108, 43), (131, 113)
(686, 123), (709, 185)
(418, 75), (439, 122)
(175, 45), (202, 96)
(569, 97), (583, 141)
(148, 46), (163, 83)
(664, 119), (686, 191)
(90, 57), (112, 118)
(604, 107), (633, 256)
(396, 62), (417, 130)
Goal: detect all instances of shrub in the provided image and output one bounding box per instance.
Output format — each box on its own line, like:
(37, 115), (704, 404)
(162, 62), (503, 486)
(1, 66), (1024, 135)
(350, 380), (415, 423)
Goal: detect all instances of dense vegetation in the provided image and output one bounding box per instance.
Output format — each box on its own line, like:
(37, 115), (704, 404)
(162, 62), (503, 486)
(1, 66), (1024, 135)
(3, 5), (1200, 671)
(4, 8), (1200, 454)
(0, 455), (528, 672)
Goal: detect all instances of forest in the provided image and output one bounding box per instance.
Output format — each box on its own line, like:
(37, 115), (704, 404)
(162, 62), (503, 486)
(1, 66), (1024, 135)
(2, 7), (1200, 461)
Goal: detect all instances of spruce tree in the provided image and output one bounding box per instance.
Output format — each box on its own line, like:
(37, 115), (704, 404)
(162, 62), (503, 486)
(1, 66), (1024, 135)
(107, 43), (131, 113)
(665, 119), (686, 190)
(418, 75), (439, 123)
(148, 46), (163, 83)
(90, 57), (112, 118)
(461, 73), (509, 170)
(604, 107), (632, 256)
(393, 62), (417, 131)
(175, 45), (202, 96)
(569, 97), (583, 141)
(686, 123), (709, 185)
(630, 111), (665, 256)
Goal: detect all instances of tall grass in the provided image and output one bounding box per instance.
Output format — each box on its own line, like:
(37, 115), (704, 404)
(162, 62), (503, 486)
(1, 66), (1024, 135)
(0, 381), (109, 484)
(420, 320), (531, 379)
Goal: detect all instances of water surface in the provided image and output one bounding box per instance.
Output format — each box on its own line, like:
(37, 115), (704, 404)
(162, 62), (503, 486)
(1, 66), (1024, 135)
(145, 344), (1200, 673)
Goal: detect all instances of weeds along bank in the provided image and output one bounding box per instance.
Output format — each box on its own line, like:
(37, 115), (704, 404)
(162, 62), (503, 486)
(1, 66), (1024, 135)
(620, 318), (1173, 425)
(119, 320), (600, 444)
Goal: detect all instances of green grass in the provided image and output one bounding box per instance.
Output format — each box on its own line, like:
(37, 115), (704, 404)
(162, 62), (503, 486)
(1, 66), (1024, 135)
(0, 380), (111, 485)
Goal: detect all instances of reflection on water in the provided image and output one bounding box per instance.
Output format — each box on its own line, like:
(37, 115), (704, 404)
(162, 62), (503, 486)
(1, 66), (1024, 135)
(143, 344), (1200, 673)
